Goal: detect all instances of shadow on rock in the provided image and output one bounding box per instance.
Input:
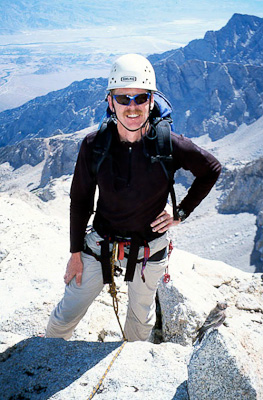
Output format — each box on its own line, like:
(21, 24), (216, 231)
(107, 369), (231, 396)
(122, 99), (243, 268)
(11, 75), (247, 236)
(0, 336), (121, 400)
(172, 380), (189, 400)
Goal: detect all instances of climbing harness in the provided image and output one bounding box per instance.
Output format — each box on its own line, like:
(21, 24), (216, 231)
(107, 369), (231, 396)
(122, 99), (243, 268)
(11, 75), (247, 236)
(84, 228), (162, 284)
(87, 241), (127, 400)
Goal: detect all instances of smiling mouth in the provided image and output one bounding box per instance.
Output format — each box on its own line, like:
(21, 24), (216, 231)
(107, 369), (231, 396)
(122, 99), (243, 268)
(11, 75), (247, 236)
(125, 111), (143, 118)
(127, 114), (139, 118)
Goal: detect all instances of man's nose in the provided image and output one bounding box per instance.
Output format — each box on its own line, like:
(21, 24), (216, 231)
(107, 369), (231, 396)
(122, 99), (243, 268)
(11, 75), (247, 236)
(128, 99), (137, 107)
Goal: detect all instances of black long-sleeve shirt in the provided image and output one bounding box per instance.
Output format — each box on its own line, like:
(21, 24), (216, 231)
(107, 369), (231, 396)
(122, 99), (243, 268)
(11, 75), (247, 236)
(70, 127), (221, 253)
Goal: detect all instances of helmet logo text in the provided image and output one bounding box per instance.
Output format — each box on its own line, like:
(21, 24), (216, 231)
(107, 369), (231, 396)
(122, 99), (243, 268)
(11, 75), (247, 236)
(121, 76), (137, 82)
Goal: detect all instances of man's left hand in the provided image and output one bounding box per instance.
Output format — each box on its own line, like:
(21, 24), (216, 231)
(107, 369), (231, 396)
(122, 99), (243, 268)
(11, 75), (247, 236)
(150, 206), (181, 233)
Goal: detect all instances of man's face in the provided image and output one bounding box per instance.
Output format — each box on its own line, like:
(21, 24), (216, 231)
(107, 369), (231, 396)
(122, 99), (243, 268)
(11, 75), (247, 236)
(108, 88), (154, 133)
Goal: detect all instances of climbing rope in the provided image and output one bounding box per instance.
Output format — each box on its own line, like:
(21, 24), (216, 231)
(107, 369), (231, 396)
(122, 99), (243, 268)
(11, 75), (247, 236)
(109, 242), (127, 340)
(87, 241), (127, 399)
(87, 340), (127, 400)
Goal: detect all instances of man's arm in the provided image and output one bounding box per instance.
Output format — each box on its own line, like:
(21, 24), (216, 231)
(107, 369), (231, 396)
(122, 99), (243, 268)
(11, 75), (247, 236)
(66, 135), (97, 285)
(70, 135), (97, 253)
(151, 134), (221, 233)
(172, 133), (221, 217)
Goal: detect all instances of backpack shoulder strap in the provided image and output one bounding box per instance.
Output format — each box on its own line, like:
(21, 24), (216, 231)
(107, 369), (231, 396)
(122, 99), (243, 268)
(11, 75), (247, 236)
(149, 120), (179, 220)
(91, 119), (113, 178)
(151, 119), (173, 179)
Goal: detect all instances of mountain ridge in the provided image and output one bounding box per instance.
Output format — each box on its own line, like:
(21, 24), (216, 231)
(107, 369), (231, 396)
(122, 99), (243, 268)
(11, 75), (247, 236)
(148, 13), (263, 66)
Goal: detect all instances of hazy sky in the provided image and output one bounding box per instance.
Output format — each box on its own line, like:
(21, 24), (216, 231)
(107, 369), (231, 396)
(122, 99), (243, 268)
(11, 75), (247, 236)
(122, 0), (263, 47)
(1, 0), (263, 47)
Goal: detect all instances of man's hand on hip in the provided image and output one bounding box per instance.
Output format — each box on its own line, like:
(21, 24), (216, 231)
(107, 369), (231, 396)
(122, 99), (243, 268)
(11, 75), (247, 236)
(150, 204), (181, 233)
(64, 252), (83, 286)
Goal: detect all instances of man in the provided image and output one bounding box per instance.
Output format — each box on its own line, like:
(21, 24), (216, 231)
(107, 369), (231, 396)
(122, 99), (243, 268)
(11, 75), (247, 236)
(46, 54), (221, 342)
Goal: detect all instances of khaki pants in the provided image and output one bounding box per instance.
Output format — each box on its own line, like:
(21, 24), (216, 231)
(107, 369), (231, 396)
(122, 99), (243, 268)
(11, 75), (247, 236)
(46, 230), (169, 342)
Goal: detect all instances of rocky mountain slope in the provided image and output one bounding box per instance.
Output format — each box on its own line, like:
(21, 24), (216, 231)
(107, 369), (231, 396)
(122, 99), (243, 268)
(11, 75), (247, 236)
(155, 59), (263, 139)
(0, 79), (106, 147)
(0, 127), (89, 193)
(218, 157), (263, 267)
(0, 13), (263, 147)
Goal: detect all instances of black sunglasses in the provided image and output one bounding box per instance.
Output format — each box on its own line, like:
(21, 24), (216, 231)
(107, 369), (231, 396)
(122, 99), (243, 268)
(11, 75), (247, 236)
(113, 92), (151, 106)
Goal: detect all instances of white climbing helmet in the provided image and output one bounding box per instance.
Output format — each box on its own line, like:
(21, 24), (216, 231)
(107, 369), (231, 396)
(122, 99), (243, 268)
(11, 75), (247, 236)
(107, 53), (157, 91)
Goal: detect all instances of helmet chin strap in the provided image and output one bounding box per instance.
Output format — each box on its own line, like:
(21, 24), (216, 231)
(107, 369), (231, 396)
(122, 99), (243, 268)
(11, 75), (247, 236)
(112, 101), (152, 133)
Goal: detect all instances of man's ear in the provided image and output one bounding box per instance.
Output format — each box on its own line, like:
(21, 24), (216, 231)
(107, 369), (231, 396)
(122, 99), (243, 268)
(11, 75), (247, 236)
(108, 93), (114, 113)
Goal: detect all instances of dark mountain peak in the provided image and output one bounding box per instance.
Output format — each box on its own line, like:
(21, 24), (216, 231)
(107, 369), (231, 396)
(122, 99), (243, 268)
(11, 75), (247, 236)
(215, 13), (263, 48)
(204, 13), (262, 41)
(226, 13), (262, 28)
(149, 13), (263, 66)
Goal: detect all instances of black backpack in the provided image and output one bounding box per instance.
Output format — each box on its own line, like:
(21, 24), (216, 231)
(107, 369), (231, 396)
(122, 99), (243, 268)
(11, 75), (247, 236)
(91, 91), (179, 220)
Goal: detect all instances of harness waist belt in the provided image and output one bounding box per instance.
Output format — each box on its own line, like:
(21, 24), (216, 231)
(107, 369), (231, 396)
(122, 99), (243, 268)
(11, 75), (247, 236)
(83, 244), (167, 283)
